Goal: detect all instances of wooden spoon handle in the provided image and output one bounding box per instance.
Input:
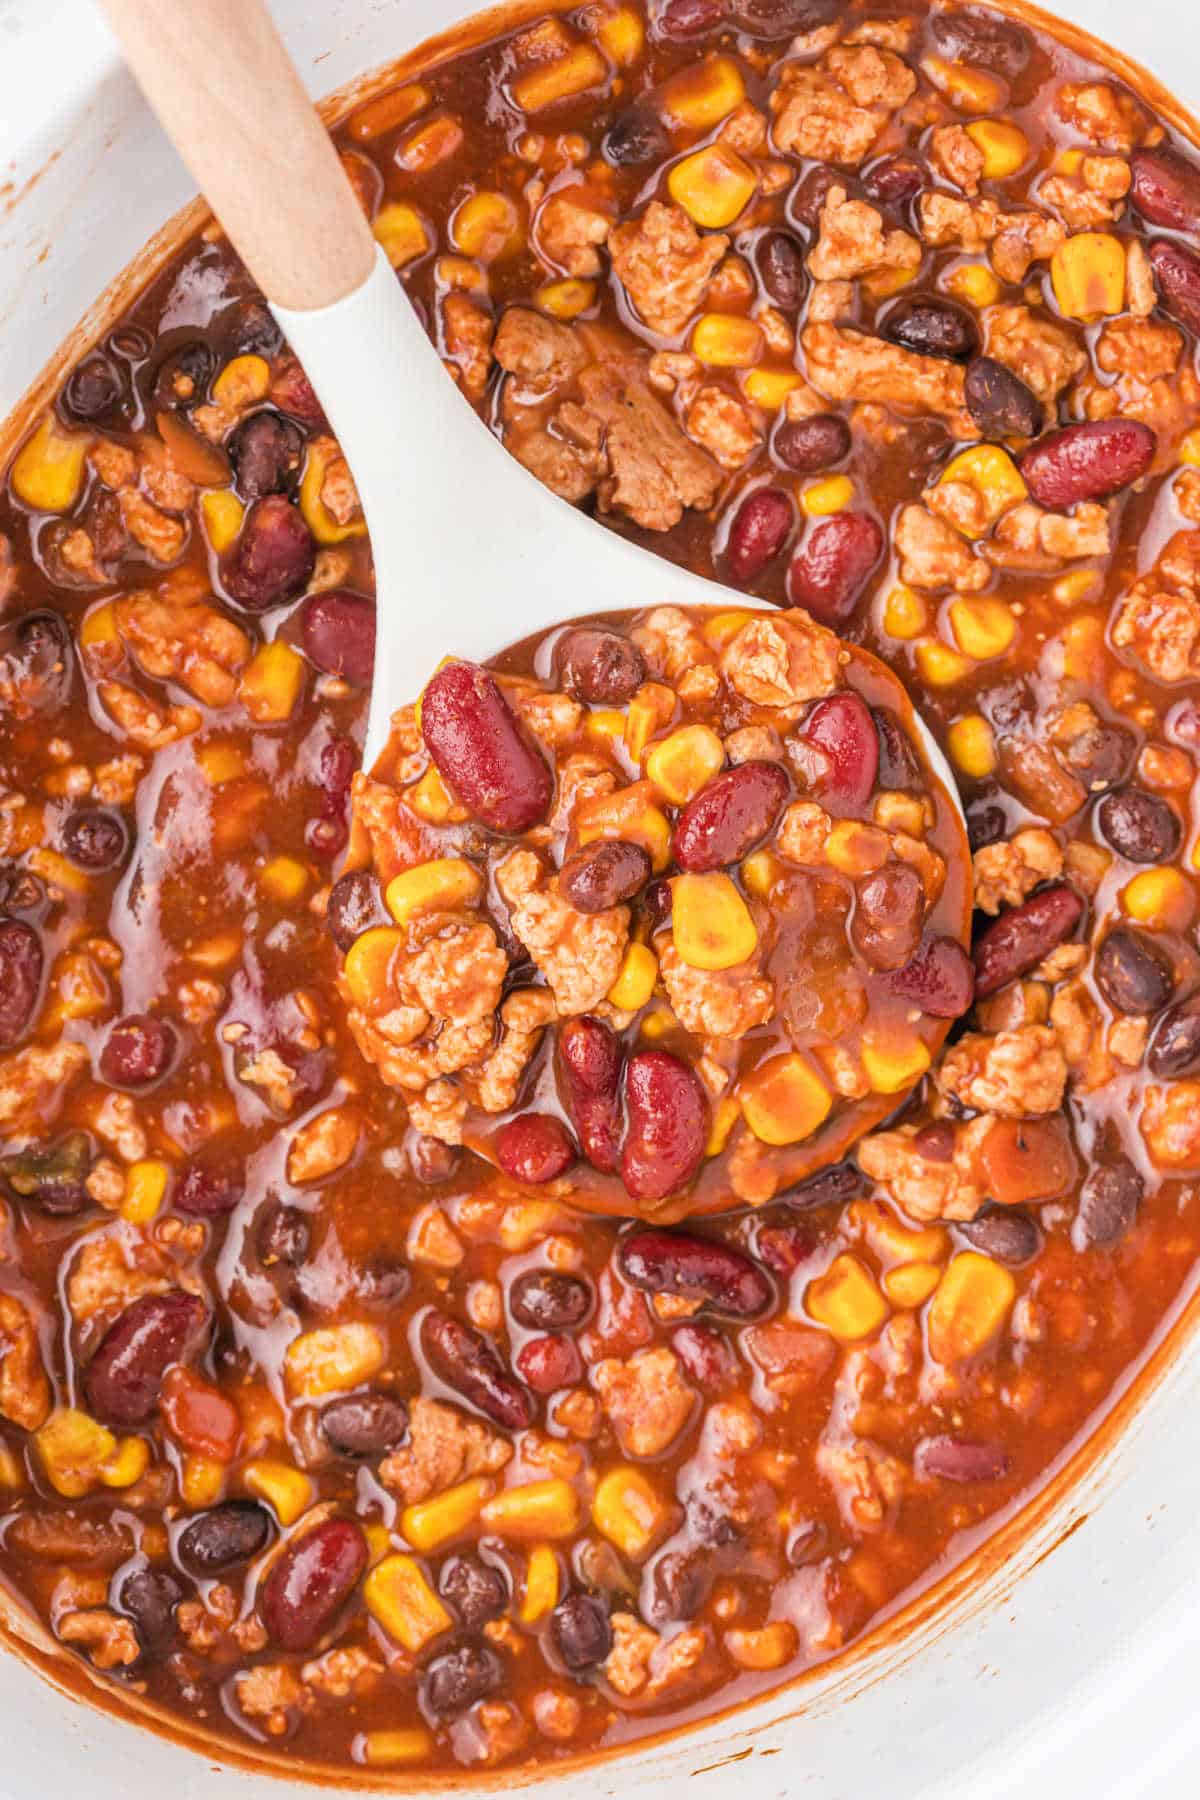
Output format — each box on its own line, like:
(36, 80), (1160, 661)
(98, 0), (375, 310)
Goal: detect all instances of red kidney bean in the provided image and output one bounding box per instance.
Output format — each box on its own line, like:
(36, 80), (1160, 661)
(960, 1206), (1041, 1264)
(1020, 420), (1156, 508)
(787, 513), (883, 623)
(260, 1517), (367, 1652)
(930, 6), (1030, 77)
(772, 412), (850, 474)
(652, 0), (725, 39)
(177, 1501), (273, 1575)
(516, 1333), (582, 1393)
(175, 1161), (242, 1218)
(421, 660), (552, 833)
(85, 1290), (210, 1427)
(784, 1158), (863, 1210)
(732, 0), (836, 35)
(223, 494), (316, 610)
(914, 1435), (1011, 1483)
(1073, 1160), (1143, 1250)
(1149, 994), (1200, 1078)
(510, 1269), (593, 1332)
(496, 1113), (576, 1184)
(98, 1014), (176, 1088)
(61, 807), (128, 873)
(725, 487), (795, 584)
(864, 154), (927, 204)
(227, 410), (304, 501)
(756, 1221), (816, 1274)
(321, 1392), (409, 1457)
(796, 692), (879, 809)
(422, 1642), (505, 1718)
(621, 1052), (710, 1204)
(0, 919), (42, 1048)
(603, 107), (671, 167)
(1150, 238), (1200, 335)
(964, 355), (1043, 439)
(890, 935), (976, 1018)
(422, 1309), (533, 1429)
(672, 760), (790, 872)
(554, 628), (645, 704)
(672, 1322), (739, 1388)
(620, 1227), (773, 1317)
(269, 355), (326, 429)
(326, 870), (383, 952)
(1094, 927), (1176, 1016)
(560, 839), (650, 912)
(558, 1015), (623, 1174)
(973, 883), (1083, 998)
(300, 589), (376, 687)
(873, 708), (920, 790)
(851, 864), (925, 972)
(1132, 146), (1200, 231)
(756, 231), (808, 310)
(1097, 787), (1181, 864)
(884, 298), (977, 363)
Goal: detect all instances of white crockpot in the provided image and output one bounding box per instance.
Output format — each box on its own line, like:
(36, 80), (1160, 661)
(1, 0), (1199, 1793)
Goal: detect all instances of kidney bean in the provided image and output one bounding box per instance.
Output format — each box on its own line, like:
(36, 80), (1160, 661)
(797, 692), (879, 809)
(787, 513), (883, 623)
(2, 1132), (92, 1217)
(175, 1161), (242, 1218)
(973, 884), (1083, 998)
(964, 355), (1043, 439)
(1131, 145), (1200, 230)
(873, 708), (920, 790)
(2, 610), (73, 714)
(560, 839), (651, 913)
(733, 0), (836, 32)
(321, 1392), (408, 1457)
(222, 299), (284, 359)
(851, 864), (925, 972)
(119, 1566), (182, 1654)
(86, 1290), (209, 1427)
(63, 353), (125, 424)
(864, 154), (926, 204)
(790, 164), (842, 230)
(967, 803), (1007, 852)
(496, 1113), (576, 1185)
(300, 589), (376, 686)
(756, 231), (808, 310)
(257, 1202), (310, 1268)
(642, 878), (674, 932)
(0, 919), (42, 1048)
(914, 1435), (1011, 1483)
(558, 1015), (623, 1174)
(421, 660), (552, 833)
(1020, 420), (1156, 508)
(980, 1116), (1075, 1206)
(672, 760), (790, 872)
(440, 1555), (508, 1628)
(672, 1322), (739, 1388)
(620, 1227), (773, 1317)
(1095, 927), (1176, 1016)
(260, 1517), (367, 1652)
(223, 494), (316, 610)
(516, 1333), (581, 1393)
(510, 1269), (593, 1332)
(227, 409), (304, 501)
(603, 106), (670, 166)
(61, 807), (128, 873)
(1150, 238), (1200, 335)
(891, 935), (975, 1018)
(408, 1136), (460, 1188)
(269, 355), (326, 429)
(725, 487), (795, 584)
(930, 6), (1030, 78)
(326, 870), (383, 952)
(318, 735), (357, 813)
(355, 1257), (411, 1308)
(153, 340), (214, 411)
(650, 1550), (709, 1623)
(1149, 994), (1200, 1078)
(99, 1014), (175, 1088)
(1073, 1160), (1143, 1250)
(422, 1309), (532, 1429)
(784, 1159), (863, 1210)
(621, 1052), (710, 1204)
(756, 1221), (816, 1274)
(960, 1206), (1041, 1264)
(555, 627), (645, 704)
(550, 1593), (612, 1671)
(913, 1121), (956, 1163)
(772, 412), (850, 474)
(884, 297), (977, 363)
(1097, 787), (1181, 865)
(177, 1501), (273, 1576)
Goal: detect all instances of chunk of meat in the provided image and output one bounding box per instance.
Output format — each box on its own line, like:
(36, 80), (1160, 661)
(1056, 81), (1150, 151)
(1112, 530), (1200, 685)
(536, 190), (613, 278)
(379, 1396), (512, 1504)
(973, 829), (1064, 915)
(591, 1346), (695, 1458)
(984, 305), (1087, 407)
(1095, 318), (1181, 385)
(776, 800), (832, 865)
(604, 1614), (714, 1700)
(285, 1105), (360, 1184)
(497, 846), (628, 1014)
(234, 1664), (308, 1735)
(576, 363), (723, 531)
(937, 1025), (1069, 1117)
(808, 187), (921, 281)
(720, 610), (842, 706)
(0, 1293), (50, 1429)
(929, 125), (986, 196)
(802, 318), (973, 437)
(816, 1434), (908, 1535)
(684, 385), (761, 471)
(1141, 1082), (1200, 1170)
(632, 606), (715, 684)
(98, 680), (201, 749)
(894, 504), (989, 593)
(982, 500), (1110, 573)
(442, 293), (494, 400)
(918, 192), (1065, 284)
(608, 202), (728, 336)
(0, 1041), (89, 1137)
(66, 1233), (172, 1328)
(470, 989), (557, 1114)
(658, 942), (774, 1037)
(58, 1609), (141, 1671)
(857, 1117), (992, 1222)
(494, 308), (587, 395)
(1039, 154), (1131, 230)
(301, 1645), (384, 1699)
(119, 488), (187, 564)
(772, 46), (916, 165)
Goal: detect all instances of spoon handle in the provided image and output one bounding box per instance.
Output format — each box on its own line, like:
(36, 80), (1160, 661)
(97, 0), (375, 310)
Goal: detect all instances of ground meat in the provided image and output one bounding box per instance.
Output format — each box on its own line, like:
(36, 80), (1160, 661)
(285, 1105), (360, 1184)
(0, 1041), (89, 1137)
(1112, 529), (1200, 684)
(1039, 154), (1131, 230)
(684, 386), (761, 471)
(405, 919), (508, 1027)
(576, 363), (723, 531)
(234, 1664), (308, 1736)
(720, 611), (843, 707)
(929, 125), (986, 196)
(98, 680), (201, 749)
(632, 606), (715, 684)
(1056, 81), (1151, 151)
(973, 828), (1063, 914)
(58, 1608), (141, 1671)
(771, 45), (916, 165)
(494, 308), (587, 395)
(536, 190), (613, 277)
(802, 318), (973, 436)
(591, 1346), (695, 1457)
(608, 202), (728, 337)
(470, 989), (557, 1114)
(658, 943), (774, 1037)
(1141, 1081), (1200, 1169)
(0, 1293), (51, 1430)
(406, 1078), (470, 1146)
(918, 193), (1065, 283)
(816, 1435), (908, 1535)
(66, 1233), (171, 1328)
(301, 1645), (384, 1699)
(604, 1614), (713, 1700)
(937, 1024), (1069, 1118)
(808, 187), (920, 282)
(379, 1396), (512, 1504)
(857, 1117), (992, 1222)
(442, 294), (494, 399)
(497, 847), (629, 1014)
(984, 305), (1087, 407)
(1095, 318), (1182, 385)
(776, 801), (832, 864)
(894, 504), (989, 593)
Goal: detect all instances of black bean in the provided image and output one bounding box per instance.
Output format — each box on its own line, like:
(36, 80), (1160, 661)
(884, 298), (977, 362)
(153, 340), (214, 411)
(63, 354), (124, 424)
(864, 155), (926, 205)
(61, 807), (128, 873)
(959, 1206), (1041, 1264)
(227, 410), (305, 501)
(257, 1203), (310, 1268)
(1094, 928), (1176, 1016)
(222, 299), (284, 360)
(757, 231), (807, 310)
(177, 1501), (273, 1576)
(603, 107), (670, 166)
(509, 1270), (593, 1332)
(930, 6), (1031, 79)
(784, 1159), (863, 1210)
(439, 1554), (508, 1629)
(964, 357), (1043, 439)
(321, 1392), (408, 1458)
(550, 1593), (612, 1671)
(1097, 788), (1182, 865)
(421, 1642), (504, 1719)
(326, 870), (383, 953)
(649, 1550), (708, 1622)
(118, 1566), (183, 1653)
(772, 412), (850, 474)
(1073, 1161), (1143, 1250)
(410, 1135), (462, 1184)
(1149, 996), (1200, 1078)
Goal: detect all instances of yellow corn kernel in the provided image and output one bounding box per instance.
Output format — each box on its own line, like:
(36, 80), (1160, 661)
(943, 262), (1003, 308)
(916, 639), (974, 687)
(364, 1553), (453, 1653)
(607, 942), (658, 1011)
(284, 1322), (386, 1399)
(744, 367), (804, 410)
(927, 1252), (1015, 1363)
(451, 190), (520, 262)
(300, 437), (368, 545)
(373, 201), (430, 268)
(706, 1094), (741, 1157)
(1121, 867), (1196, 930)
(513, 43), (607, 110)
(873, 791), (928, 836)
(583, 709), (623, 747)
(536, 278), (597, 321)
(594, 4), (644, 63)
(1053, 147), (1085, 175)
(593, 1466), (673, 1558)
(480, 1478), (580, 1539)
(244, 1459), (314, 1525)
(861, 1032), (932, 1094)
(348, 83), (430, 142)
(807, 1253), (890, 1341)
(120, 1159), (169, 1225)
(668, 143), (758, 229)
(239, 641), (306, 723)
(692, 313), (764, 368)
(949, 597), (1017, 661)
(947, 713), (997, 779)
(802, 475), (854, 517)
(11, 415), (90, 513)
(577, 782), (672, 871)
(342, 926), (403, 1010)
(359, 1728), (435, 1767)
(672, 872), (757, 971)
(937, 445), (1027, 539)
(0, 1445), (23, 1487)
(1180, 427), (1200, 467)
(396, 114), (464, 174)
(401, 1475), (492, 1552)
(195, 741), (246, 786)
(849, 1198), (949, 1266)
(824, 819), (890, 877)
(883, 1262), (942, 1308)
(645, 723), (725, 805)
(1052, 567), (1101, 606)
(212, 353), (270, 409)
(520, 1545), (561, 1624)
(405, 764), (457, 824)
(79, 599), (120, 655)
(661, 55), (745, 129)
(640, 1003), (678, 1040)
(36, 1409), (117, 1499)
(922, 54), (1007, 114)
(98, 1435), (151, 1490)
(740, 848), (778, 897)
(965, 118), (1029, 179)
(28, 846), (90, 897)
(702, 609), (755, 649)
(741, 1052), (831, 1147)
(181, 1454), (227, 1507)
(624, 681), (676, 762)
(259, 855), (308, 905)
(201, 488), (245, 553)
(1057, 614), (1106, 684)
(385, 857), (482, 928)
(1051, 231), (1126, 321)
(862, 259), (920, 301)
(884, 584), (928, 640)
(725, 1620), (798, 1670)
(364, 1522), (392, 1567)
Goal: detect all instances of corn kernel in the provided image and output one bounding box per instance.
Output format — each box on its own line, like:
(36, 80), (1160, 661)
(640, 1003), (678, 1040)
(359, 1728), (435, 1766)
(348, 83), (430, 142)
(1051, 231), (1126, 321)
(373, 201), (430, 268)
(943, 262), (1003, 308)
(624, 682), (676, 761)
(965, 118), (1029, 179)
(607, 941), (658, 1010)
(1122, 867), (1196, 930)
(937, 445), (1027, 539)
(740, 1052), (831, 1146)
(873, 792), (928, 836)
(692, 312), (765, 368)
(672, 871), (758, 971)
(645, 723), (725, 804)
(244, 1459), (314, 1525)
(861, 1032), (932, 1094)
(284, 1322), (386, 1399)
(1053, 147), (1084, 175)
(513, 43), (607, 110)
(949, 597), (1017, 661)
(364, 1553), (453, 1652)
(79, 599), (120, 656)
(586, 707), (626, 743)
(180, 1453), (225, 1506)
(668, 144), (758, 229)
(480, 1478), (580, 1539)
(98, 1435), (151, 1490)
(364, 1522), (392, 1567)
(927, 1252), (1015, 1363)
(201, 489), (245, 553)
(451, 190), (520, 262)
(536, 278), (597, 321)
(725, 1620), (798, 1670)
(11, 415), (90, 513)
(239, 640), (306, 723)
(593, 1466), (673, 1558)
(0, 1445), (23, 1487)
(922, 54), (1007, 113)
(948, 713), (997, 779)
(386, 857), (482, 928)
(744, 367), (804, 410)
(916, 639), (974, 687)
(849, 1198), (949, 1266)
(36, 1409), (117, 1499)
(402, 1475), (492, 1552)
(120, 1159), (169, 1225)
(661, 55), (745, 129)
(740, 848), (778, 897)
(257, 856), (308, 906)
(28, 846), (90, 897)
(520, 1545), (561, 1623)
(884, 584), (928, 640)
(883, 1262), (942, 1308)
(1052, 567), (1101, 606)
(195, 741), (246, 786)
(594, 4), (644, 63)
(406, 764), (460, 824)
(702, 609), (755, 649)
(577, 780), (672, 871)
(824, 819), (890, 876)
(341, 925), (402, 1010)
(212, 353), (270, 409)
(807, 1253), (889, 1341)
(299, 438), (368, 545)
(1180, 427), (1200, 467)
(705, 1094), (741, 1157)
(802, 475), (854, 517)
